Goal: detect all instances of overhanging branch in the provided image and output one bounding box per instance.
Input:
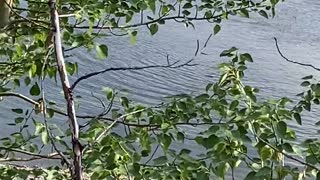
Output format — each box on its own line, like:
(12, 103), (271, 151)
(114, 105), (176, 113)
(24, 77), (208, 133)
(72, 6), (254, 30)
(0, 92), (39, 106)
(274, 37), (320, 71)
(70, 60), (197, 90)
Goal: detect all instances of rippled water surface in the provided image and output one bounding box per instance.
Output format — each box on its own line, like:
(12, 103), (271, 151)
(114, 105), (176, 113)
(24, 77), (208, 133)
(1, 0), (320, 176)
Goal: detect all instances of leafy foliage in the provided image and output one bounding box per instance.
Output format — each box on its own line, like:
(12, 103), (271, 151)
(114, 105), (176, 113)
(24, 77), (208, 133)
(3, 0), (320, 179)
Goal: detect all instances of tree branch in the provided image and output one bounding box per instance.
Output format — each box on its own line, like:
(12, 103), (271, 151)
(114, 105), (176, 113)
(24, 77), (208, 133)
(52, 107), (225, 128)
(72, 6), (254, 30)
(0, 92), (39, 106)
(274, 37), (320, 71)
(256, 136), (320, 171)
(3, 0), (48, 29)
(48, 0), (82, 179)
(70, 60), (197, 90)
(0, 147), (60, 159)
(40, 48), (72, 168)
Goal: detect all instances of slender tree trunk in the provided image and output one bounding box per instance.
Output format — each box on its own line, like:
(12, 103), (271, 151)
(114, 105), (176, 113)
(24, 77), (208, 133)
(48, 0), (82, 179)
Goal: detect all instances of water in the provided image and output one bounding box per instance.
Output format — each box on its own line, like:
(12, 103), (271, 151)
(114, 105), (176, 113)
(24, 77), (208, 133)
(1, 0), (320, 177)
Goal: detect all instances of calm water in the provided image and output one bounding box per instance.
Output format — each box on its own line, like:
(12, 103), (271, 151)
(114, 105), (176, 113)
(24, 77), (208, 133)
(1, 0), (320, 177)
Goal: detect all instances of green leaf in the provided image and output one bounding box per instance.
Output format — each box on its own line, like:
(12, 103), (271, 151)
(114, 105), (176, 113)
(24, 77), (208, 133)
(302, 75), (313, 80)
(128, 163), (141, 176)
(293, 113), (302, 125)
(12, 109), (23, 114)
(255, 167), (272, 177)
(213, 24), (221, 35)
(34, 122), (44, 135)
(271, 0), (280, 6)
(96, 44), (108, 59)
(30, 82), (40, 96)
(147, 1), (156, 13)
(220, 47), (238, 57)
(239, 9), (249, 18)
(244, 171), (256, 180)
(120, 97), (129, 108)
(301, 81), (310, 87)
(182, 10), (190, 16)
(240, 53), (253, 62)
(203, 134), (219, 149)
(13, 79), (20, 87)
(177, 132), (184, 143)
(30, 63), (37, 77)
(306, 155), (318, 165)
(258, 10), (268, 19)
(103, 87), (113, 100)
(14, 117), (24, 124)
(182, 2), (193, 9)
(282, 143), (293, 153)
(260, 146), (273, 161)
(276, 121), (287, 138)
(160, 134), (172, 150)
(195, 93), (209, 102)
(42, 131), (49, 144)
(206, 83), (213, 91)
(229, 100), (239, 110)
(66, 62), (77, 75)
(161, 123), (170, 129)
(149, 24), (158, 35)
(24, 77), (31, 86)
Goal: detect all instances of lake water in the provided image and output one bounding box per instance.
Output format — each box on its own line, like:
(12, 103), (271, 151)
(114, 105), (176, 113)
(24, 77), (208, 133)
(1, 0), (320, 178)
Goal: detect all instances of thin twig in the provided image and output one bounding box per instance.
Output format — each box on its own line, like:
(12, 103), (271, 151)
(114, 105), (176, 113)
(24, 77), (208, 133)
(53, 107), (225, 128)
(0, 156), (60, 162)
(144, 144), (160, 165)
(0, 147), (59, 159)
(0, 92), (39, 105)
(274, 37), (320, 71)
(79, 92), (116, 129)
(70, 60), (197, 90)
(40, 48), (72, 168)
(82, 108), (149, 154)
(257, 136), (320, 171)
(70, 38), (204, 90)
(94, 109), (146, 143)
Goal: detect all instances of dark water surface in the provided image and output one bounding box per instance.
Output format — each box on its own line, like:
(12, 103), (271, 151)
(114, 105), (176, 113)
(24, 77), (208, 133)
(1, 0), (320, 177)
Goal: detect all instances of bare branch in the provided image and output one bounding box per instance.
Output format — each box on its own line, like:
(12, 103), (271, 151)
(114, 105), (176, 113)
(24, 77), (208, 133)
(94, 108), (146, 143)
(144, 144), (160, 165)
(70, 34), (212, 90)
(274, 37), (320, 71)
(0, 156), (60, 162)
(70, 59), (197, 90)
(0, 147), (60, 160)
(0, 92), (39, 106)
